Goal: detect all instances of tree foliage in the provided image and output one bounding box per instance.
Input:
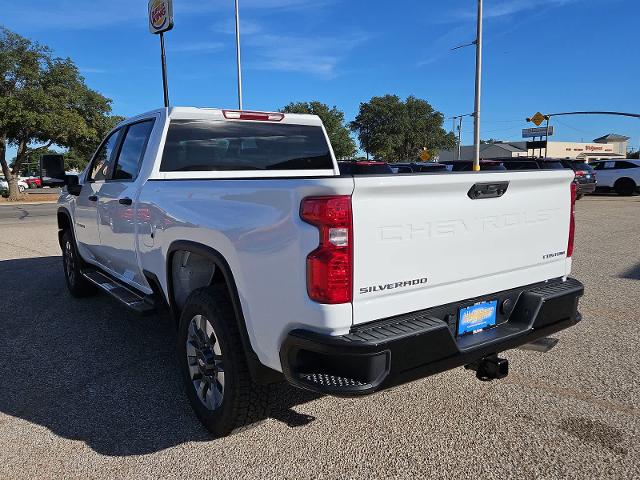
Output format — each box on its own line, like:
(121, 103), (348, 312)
(0, 27), (117, 199)
(350, 95), (455, 161)
(281, 101), (357, 160)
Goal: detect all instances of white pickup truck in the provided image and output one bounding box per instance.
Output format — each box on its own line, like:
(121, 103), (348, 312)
(56, 107), (584, 437)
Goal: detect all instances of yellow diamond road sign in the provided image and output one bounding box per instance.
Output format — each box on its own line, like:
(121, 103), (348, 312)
(420, 149), (431, 161)
(530, 112), (546, 126)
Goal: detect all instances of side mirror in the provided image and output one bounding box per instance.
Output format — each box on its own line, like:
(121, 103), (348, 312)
(65, 174), (82, 196)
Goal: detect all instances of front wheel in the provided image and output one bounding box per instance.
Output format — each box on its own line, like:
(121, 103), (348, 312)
(18, 184), (26, 194)
(61, 230), (96, 297)
(177, 286), (271, 437)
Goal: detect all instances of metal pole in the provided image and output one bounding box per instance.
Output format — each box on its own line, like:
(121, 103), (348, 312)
(472, 0), (483, 172)
(234, 0), (243, 110)
(452, 118), (457, 160)
(544, 117), (550, 157)
(458, 116), (463, 161)
(160, 32), (169, 108)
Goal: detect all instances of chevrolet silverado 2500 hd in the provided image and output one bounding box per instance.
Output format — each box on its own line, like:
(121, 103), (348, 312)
(56, 107), (584, 437)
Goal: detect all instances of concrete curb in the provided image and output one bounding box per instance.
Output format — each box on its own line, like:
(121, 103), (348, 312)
(0, 201), (58, 206)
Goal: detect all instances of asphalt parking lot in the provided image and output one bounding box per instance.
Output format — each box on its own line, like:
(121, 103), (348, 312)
(0, 196), (638, 479)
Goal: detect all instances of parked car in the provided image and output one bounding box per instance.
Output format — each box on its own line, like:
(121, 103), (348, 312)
(338, 161), (393, 175)
(56, 107), (583, 437)
(0, 177), (29, 195)
(591, 159), (640, 196)
(490, 158), (567, 171)
(561, 160), (597, 199)
(391, 162), (449, 173)
(440, 160), (507, 171)
(23, 176), (42, 188)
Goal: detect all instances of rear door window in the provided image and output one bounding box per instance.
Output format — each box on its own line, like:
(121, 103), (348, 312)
(160, 120), (333, 172)
(112, 120), (155, 181)
(615, 161), (639, 169)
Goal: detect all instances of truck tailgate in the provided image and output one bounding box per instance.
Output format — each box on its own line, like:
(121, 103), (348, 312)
(351, 170), (574, 325)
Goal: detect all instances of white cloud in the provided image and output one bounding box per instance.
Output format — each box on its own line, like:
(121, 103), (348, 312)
(245, 32), (369, 78)
(449, 0), (582, 21)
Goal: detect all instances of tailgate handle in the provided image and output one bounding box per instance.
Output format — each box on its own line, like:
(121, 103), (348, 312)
(468, 182), (509, 200)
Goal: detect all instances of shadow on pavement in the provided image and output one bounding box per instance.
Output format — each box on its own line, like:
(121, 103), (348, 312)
(0, 256), (321, 456)
(619, 262), (640, 280)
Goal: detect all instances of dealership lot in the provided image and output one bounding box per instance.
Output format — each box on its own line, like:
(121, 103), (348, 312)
(0, 196), (638, 479)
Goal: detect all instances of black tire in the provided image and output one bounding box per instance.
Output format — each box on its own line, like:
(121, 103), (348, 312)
(61, 230), (96, 297)
(614, 178), (636, 196)
(177, 286), (271, 437)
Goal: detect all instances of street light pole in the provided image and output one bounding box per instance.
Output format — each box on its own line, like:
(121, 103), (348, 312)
(234, 0), (243, 110)
(472, 0), (483, 172)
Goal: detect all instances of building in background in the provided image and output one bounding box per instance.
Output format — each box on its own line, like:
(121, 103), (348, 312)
(438, 133), (630, 162)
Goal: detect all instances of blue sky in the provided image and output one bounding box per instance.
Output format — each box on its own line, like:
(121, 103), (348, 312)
(2, 0), (639, 158)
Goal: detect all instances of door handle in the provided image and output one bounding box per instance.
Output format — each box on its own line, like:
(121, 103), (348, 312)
(88, 195), (98, 202)
(119, 197), (133, 206)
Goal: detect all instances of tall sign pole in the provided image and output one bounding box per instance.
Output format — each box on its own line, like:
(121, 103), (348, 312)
(148, 0), (174, 108)
(235, 0), (243, 110)
(472, 0), (483, 172)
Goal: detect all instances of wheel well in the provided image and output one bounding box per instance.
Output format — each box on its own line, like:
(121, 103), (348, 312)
(615, 177), (636, 186)
(57, 210), (72, 249)
(169, 249), (220, 312)
(165, 241), (283, 384)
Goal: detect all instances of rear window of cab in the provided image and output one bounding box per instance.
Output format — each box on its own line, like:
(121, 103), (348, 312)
(160, 119), (333, 172)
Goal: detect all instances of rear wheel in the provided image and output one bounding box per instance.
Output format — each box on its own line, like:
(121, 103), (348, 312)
(614, 178), (636, 196)
(177, 286), (271, 437)
(61, 230), (96, 297)
(18, 184), (26, 194)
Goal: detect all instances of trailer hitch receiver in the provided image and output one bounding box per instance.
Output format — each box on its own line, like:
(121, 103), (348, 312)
(465, 354), (509, 381)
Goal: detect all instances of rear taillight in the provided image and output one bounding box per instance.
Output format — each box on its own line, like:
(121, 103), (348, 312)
(300, 196), (353, 304)
(568, 182), (577, 257)
(575, 170), (587, 177)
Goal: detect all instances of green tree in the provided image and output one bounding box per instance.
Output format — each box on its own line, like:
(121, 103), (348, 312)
(0, 27), (117, 200)
(65, 114), (124, 171)
(282, 101), (357, 160)
(350, 95), (455, 161)
(628, 150), (639, 159)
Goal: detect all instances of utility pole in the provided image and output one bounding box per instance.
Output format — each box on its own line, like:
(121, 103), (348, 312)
(458, 117), (463, 161)
(234, 0), (243, 110)
(449, 113), (473, 161)
(472, 0), (483, 172)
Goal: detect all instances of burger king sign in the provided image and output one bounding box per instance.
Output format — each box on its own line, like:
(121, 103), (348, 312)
(148, 0), (174, 34)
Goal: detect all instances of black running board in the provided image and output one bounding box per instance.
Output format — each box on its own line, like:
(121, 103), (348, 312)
(82, 269), (157, 315)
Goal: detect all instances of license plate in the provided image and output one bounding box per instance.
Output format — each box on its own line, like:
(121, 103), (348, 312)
(458, 300), (498, 336)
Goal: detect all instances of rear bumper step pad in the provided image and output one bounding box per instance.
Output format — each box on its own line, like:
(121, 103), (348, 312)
(280, 277), (584, 396)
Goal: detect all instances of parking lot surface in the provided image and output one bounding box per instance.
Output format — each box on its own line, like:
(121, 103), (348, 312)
(0, 196), (638, 479)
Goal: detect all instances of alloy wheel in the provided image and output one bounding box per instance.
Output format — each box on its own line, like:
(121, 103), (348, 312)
(186, 314), (225, 411)
(64, 240), (76, 286)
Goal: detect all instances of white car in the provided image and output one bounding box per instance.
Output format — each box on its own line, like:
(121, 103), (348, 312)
(0, 177), (28, 194)
(591, 159), (640, 196)
(56, 107), (584, 437)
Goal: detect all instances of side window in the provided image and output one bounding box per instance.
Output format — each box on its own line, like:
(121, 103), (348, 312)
(615, 161), (638, 170)
(112, 120), (155, 181)
(89, 130), (120, 181)
(594, 161), (615, 170)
